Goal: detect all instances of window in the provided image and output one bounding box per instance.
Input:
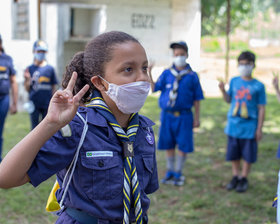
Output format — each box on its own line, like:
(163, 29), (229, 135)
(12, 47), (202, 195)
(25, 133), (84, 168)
(12, 0), (30, 40)
(70, 6), (106, 40)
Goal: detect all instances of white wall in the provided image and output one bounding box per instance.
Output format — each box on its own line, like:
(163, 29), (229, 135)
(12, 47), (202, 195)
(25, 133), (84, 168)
(1, 0), (201, 108)
(0, 0), (39, 110)
(171, 0), (201, 72)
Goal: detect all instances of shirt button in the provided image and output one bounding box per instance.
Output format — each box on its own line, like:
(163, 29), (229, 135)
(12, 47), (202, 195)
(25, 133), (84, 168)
(98, 160), (104, 167)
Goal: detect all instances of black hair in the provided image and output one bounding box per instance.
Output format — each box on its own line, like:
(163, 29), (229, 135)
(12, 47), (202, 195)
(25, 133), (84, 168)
(62, 31), (140, 103)
(0, 38), (4, 53)
(238, 51), (256, 64)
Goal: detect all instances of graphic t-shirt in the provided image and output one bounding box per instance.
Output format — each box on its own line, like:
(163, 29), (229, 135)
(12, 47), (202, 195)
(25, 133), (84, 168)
(225, 76), (266, 139)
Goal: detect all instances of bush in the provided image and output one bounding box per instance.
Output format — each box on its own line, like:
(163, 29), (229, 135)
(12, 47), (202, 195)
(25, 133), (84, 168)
(201, 37), (222, 52)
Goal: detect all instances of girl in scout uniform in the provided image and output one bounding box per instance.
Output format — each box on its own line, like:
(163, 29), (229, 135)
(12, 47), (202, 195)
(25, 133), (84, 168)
(24, 40), (58, 129)
(149, 41), (204, 186)
(0, 34), (18, 162)
(0, 31), (158, 224)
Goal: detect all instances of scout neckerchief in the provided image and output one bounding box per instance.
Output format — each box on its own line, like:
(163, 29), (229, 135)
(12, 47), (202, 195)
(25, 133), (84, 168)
(168, 64), (192, 107)
(86, 90), (143, 224)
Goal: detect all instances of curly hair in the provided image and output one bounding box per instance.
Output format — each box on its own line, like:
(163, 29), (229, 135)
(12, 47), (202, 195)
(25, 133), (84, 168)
(62, 31), (139, 103)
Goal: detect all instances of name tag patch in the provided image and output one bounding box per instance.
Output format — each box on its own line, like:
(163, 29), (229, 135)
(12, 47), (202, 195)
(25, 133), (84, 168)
(86, 151), (113, 158)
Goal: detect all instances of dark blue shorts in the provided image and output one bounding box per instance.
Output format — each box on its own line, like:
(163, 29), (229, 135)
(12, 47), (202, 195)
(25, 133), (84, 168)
(157, 110), (193, 153)
(276, 141), (280, 159)
(226, 136), (258, 163)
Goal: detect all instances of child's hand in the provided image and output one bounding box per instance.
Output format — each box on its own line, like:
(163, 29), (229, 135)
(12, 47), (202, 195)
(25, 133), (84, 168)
(24, 68), (31, 80)
(45, 72), (89, 128)
(193, 119), (200, 128)
(218, 78), (225, 92)
(255, 129), (262, 142)
(272, 72), (279, 91)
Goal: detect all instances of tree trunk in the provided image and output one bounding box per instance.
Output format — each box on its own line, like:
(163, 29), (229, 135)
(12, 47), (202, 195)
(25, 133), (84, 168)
(225, 0), (231, 83)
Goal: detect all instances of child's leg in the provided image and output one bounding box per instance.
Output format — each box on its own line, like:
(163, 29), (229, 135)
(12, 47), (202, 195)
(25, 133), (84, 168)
(161, 149), (175, 184)
(231, 160), (241, 177)
(226, 160), (241, 190)
(175, 150), (187, 175)
(241, 160), (251, 178)
(166, 149), (175, 172)
(30, 107), (40, 130)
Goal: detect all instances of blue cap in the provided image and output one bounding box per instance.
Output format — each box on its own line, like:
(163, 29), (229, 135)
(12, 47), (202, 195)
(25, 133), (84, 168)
(33, 40), (48, 52)
(170, 41), (188, 53)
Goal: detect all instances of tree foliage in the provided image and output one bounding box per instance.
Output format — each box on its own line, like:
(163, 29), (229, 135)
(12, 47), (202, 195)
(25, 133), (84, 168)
(201, 0), (280, 36)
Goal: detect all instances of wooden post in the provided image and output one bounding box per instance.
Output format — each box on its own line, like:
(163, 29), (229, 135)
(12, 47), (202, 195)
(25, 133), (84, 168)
(225, 0), (231, 83)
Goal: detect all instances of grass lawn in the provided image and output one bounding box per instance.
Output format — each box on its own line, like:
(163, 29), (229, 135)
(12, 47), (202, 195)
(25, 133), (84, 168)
(0, 94), (279, 224)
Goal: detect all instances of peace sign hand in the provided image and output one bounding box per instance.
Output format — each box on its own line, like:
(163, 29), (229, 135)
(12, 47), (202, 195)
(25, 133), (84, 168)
(45, 72), (89, 129)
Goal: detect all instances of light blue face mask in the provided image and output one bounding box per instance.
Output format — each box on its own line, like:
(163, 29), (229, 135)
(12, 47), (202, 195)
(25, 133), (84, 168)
(34, 52), (46, 61)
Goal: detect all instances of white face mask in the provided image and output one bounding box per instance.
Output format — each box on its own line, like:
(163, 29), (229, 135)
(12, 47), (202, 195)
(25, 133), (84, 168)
(238, 64), (253, 77)
(173, 56), (187, 68)
(98, 76), (151, 114)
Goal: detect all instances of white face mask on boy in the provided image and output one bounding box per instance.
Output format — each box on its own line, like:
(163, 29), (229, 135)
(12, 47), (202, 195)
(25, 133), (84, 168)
(173, 56), (187, 68)
(98, 76), (151, 114)
(238, 64), (254, 77)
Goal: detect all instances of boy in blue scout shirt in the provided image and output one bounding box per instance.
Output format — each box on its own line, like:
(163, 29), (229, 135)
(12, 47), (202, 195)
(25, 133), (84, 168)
(219, 51), (266, 193)
(0, 31), (158, 224)
(0, 34), (18, 162)
(24, 40), (58, 129)
(149, 41), (204, 186)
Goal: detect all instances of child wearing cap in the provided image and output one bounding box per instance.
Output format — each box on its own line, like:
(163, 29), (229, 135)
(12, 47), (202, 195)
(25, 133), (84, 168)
(149, 41), (204, 186)
(0, 34), (18, 162)
(24, 40), (58, 129)
(218, 51), (266, 193)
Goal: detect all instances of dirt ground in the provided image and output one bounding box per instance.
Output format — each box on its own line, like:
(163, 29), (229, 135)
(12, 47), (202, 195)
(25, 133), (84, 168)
(199, 46), (280, 97)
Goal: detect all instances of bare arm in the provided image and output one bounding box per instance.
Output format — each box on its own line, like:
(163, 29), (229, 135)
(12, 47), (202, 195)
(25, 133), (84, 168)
(255, 105), (265, 142)
(52, 84), (58, 95)
(9, 75), (18, 114)
(193, 100), (200, 128)
(23, 68), (31, 92)
(0, 72), (89, 189)
(218, 81), (231, 103)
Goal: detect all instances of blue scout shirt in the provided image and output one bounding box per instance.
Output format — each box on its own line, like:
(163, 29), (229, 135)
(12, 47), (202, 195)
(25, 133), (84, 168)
(225, 76), (266, 139)
(154, 64), (204, 111)
(27, 64), (57, 109)
(27, 107), (159, 223)
(0, 53), (16, 98)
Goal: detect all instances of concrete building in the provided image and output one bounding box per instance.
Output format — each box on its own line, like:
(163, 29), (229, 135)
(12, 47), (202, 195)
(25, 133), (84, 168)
(0, 0), (201, 108)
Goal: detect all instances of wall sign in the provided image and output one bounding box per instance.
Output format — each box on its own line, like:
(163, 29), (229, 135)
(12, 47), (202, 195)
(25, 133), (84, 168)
(131, 13), (155, 29)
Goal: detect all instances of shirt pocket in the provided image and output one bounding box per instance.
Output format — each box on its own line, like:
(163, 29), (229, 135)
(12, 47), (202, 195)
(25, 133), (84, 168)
(80, 153), (123, 200)
(138, 154), (154, 190)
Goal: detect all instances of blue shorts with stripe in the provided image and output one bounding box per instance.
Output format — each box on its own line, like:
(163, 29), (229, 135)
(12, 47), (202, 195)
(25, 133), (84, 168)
(157, 110), (193, 153)
(226, 135), (258, 163)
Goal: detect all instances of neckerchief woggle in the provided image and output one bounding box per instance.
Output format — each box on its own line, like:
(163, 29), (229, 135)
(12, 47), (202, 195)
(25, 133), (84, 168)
(85, 90), (143, 224)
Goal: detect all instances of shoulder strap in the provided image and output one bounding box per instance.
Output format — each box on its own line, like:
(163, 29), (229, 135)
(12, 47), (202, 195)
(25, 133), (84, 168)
(59, 111), (88, 210)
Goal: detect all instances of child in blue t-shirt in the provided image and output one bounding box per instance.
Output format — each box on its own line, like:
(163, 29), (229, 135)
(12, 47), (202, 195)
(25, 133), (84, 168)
(149, 41), (204, 186)
(219, 51), (266, 193)
(24, 40), (58, 129)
